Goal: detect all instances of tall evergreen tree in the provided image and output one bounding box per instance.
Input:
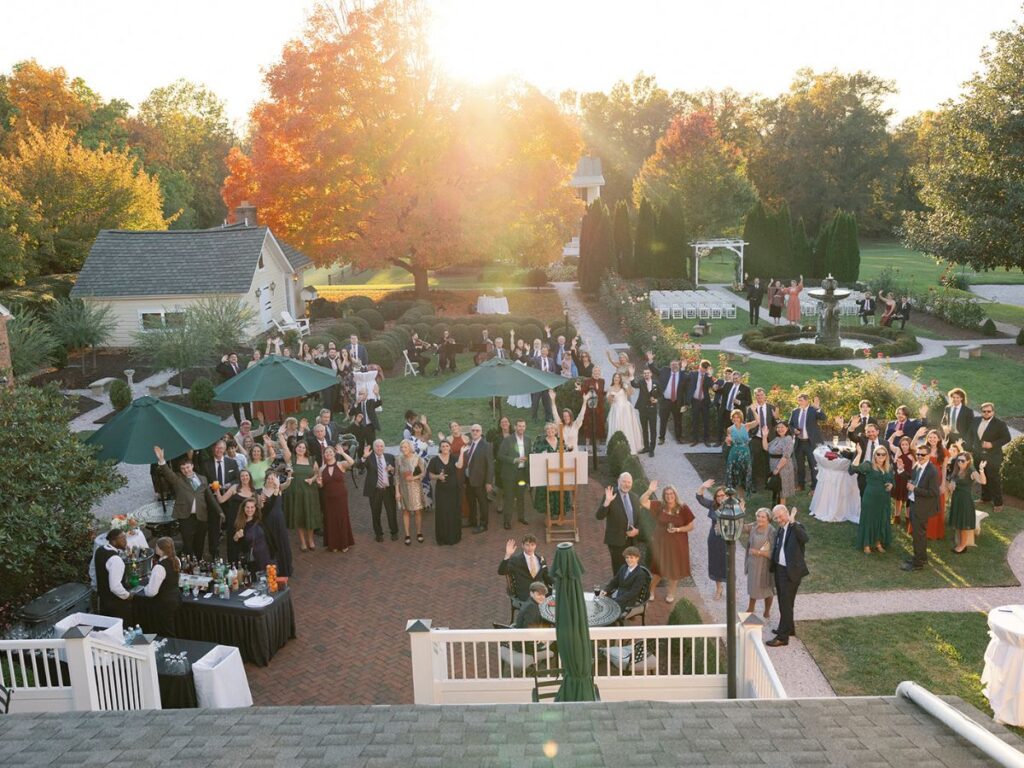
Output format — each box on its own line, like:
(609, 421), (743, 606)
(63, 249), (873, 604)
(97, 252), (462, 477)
(634, 197), (656, 278)
(580, 201), (614, 294)
(742, 201), (769, 279)
(655, 196), (690, 279)
(612, 200), (633, 277)
(792, 216), (814, 277)
(576, 201), (595, 287)
(768, 202), (795, 278)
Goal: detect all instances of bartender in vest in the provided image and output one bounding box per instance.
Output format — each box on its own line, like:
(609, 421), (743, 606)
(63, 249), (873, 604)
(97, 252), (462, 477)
(94, 528), (133, 623)
(134, 537), (182, 637)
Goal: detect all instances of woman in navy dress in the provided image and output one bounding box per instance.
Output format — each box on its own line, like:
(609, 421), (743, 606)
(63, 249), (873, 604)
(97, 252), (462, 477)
(695, 480), (731, 600)
(234, 497), (273, 571)
(259, 472), (293, 582)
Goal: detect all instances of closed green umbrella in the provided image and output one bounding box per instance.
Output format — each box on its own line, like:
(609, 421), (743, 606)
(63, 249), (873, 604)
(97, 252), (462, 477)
(551, 542), (598, 702)
(213, 354), (339, 403)
(430, 357), (566, 399)
(84, 396), (228, 464)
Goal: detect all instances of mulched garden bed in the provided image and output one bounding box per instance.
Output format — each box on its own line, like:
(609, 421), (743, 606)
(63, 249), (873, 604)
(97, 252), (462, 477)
(909, 311), (1004, 341)
(66, 394), (103, 420)
(30, 350), (155, 390)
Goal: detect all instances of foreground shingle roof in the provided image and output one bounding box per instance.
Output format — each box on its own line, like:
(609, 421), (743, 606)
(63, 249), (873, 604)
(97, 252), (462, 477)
(70, 227), (310, 298)
(1, 697), (1020, 767)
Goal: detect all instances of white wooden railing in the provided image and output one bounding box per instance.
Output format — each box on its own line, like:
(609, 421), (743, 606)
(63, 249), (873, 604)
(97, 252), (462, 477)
(1, 628), (161, 713)
(407, 614), (786, 704)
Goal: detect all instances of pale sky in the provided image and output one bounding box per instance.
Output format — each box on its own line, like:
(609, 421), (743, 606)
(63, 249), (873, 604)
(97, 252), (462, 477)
(1, 0), (1020, 131)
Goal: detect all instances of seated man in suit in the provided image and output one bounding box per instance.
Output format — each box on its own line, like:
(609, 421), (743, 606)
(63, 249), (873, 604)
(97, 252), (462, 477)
(856, 291), (876, 325)
(601, 546), (651, 611)
(498, 535), (552, 606)
(894, 295), (912, 330)
(513, 581), (549, 629)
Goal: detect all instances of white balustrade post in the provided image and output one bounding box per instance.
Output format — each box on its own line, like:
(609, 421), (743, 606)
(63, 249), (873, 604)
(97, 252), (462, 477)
(131, 635), (162, 710)
(406, 619), (437, 705)
(61, 627), (99, 711)
(737, 613), (765, 699)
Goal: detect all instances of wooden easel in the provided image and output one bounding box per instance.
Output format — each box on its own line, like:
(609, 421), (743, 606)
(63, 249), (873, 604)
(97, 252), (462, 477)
(530, 423), (583, 543)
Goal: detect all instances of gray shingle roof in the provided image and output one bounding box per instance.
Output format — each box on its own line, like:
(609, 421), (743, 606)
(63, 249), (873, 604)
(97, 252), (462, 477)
(70, 227), (310, 299)
(1, 697), (1020, 767)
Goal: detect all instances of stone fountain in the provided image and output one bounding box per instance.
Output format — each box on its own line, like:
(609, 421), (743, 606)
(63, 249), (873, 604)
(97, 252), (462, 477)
(806, 274), (851, 347)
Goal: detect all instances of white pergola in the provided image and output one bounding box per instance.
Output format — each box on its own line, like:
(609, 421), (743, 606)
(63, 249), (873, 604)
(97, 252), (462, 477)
(690, 239), (747, 287)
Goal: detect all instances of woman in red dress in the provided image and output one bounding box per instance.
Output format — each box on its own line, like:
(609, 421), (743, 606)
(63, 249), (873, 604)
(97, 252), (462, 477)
(785, 276), (804, 324)
(917, 429), (947, 540)
(319, 446), (356, 552)
(579, 366), (606, 446)
(640, 481), (695, 603)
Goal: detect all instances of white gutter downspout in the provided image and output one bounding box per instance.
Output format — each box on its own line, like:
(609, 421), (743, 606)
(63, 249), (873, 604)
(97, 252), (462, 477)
(896, 681), (1024, 767)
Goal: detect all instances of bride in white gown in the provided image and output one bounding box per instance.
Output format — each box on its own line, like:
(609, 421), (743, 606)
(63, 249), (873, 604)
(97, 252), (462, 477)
(605, 370), (644, 454)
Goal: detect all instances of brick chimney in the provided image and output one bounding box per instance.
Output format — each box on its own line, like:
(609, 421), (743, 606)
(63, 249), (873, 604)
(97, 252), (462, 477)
(235, 201), (257, 227)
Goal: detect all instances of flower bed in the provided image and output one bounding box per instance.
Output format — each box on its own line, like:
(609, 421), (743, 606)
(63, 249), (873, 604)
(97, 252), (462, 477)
(740, 324), (920, 360)
(599, 274), (702, 364)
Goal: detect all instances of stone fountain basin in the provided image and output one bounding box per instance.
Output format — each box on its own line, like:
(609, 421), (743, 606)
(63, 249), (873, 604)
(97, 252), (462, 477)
(783, 336), (872, 351)
(806, 288), (852, 301)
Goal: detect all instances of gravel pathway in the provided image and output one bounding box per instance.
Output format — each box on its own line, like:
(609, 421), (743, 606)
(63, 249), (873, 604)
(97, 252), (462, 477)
(970, 284), (1024, 307)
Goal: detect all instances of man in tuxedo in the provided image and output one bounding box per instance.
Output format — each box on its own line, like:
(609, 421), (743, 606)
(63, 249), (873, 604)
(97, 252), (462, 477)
(747, 388), (778, 490)
(767, 505), (809, 646)
(657, 360), (685, 444)
(497, 419), (531, 528)
(359, 439), (399, 542)
(307, 424), (332, 466)
(154, 446), (223, 558)
(972, 403), (1011, 511)
(216, 353), (251, 425)
(530, 348), (556, 422)
(348, 389), (381, 454)
(201, 439), (239, 557)
(601, 547), (651, 610)
(316, 348), (342, 411)
(884, 405), (926, 443)
(717, 370), (751, 445)
(857, 291), (876, 325)
(347, 334), (369, 366)
(498, 535), (552, 605)
(854, 423), (886, 496)
(687, 359), (715, 446)
(513, 581), (549, 628)
(940, 388), (974, 448)
(744, 275), (765, 325)
(437, 330), (457, 374)
(902, 445), (941, 570)
(845, 400), (880, 443)
(894, 295), (912, 329)
(461, 424), (495, 533)
(316, 409), (340, 445)
(632, 366), (660, 456)
(788, 393), (826, 490)
(596, 473), (642, 575)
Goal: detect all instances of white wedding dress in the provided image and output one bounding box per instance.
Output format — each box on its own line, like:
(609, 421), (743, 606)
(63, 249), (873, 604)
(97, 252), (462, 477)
(605, 387), (644, 454)
(506, 361), (534, 408)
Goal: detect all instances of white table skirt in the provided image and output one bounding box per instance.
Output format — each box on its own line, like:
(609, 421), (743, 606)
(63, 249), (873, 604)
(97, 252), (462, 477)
(982, 605), (1024, 725)
(476, 296), (510, 315)
(808, 446), (861, 523)
(192, 645), (253, 708)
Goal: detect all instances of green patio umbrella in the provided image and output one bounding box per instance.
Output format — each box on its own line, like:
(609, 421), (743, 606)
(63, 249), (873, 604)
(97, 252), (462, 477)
(84, 396), (228, 464)
(213, 354), (339, 403)
(430, 357), (566, 399)
(551, 542), (598, 702)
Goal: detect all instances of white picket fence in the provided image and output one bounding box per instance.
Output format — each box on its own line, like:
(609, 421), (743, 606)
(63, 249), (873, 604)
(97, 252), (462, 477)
(407, 615), (785, 704)
(1, 629), (161, 713)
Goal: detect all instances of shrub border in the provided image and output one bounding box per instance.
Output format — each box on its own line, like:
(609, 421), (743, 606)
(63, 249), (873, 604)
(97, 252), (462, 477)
(740, 323), (921, 360)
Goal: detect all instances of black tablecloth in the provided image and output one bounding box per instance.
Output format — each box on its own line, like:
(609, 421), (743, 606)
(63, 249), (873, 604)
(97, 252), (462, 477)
(157, 637), (218, 709)
(174, 587), (296, 666)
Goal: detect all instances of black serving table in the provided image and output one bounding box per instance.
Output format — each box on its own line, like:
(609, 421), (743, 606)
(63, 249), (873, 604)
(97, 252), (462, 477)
(174, 587), (296, 667)
(156, 637), (219, 708)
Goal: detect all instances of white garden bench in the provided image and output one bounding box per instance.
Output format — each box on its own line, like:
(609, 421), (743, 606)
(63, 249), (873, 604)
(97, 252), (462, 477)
(959, 345), (982, 359)
(89, 377), (117, 398)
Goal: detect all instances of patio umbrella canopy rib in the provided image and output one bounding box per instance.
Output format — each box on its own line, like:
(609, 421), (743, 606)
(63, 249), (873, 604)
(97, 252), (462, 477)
(213, 354), (341, 403)
(429, 357), (567, 399)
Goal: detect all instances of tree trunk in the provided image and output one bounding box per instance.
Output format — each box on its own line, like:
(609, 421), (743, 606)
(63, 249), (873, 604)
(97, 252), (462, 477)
(412, 266), (429, 298)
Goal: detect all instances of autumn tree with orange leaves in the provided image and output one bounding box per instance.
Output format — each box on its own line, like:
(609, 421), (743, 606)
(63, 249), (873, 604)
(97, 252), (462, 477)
(222, 1), (582, 296)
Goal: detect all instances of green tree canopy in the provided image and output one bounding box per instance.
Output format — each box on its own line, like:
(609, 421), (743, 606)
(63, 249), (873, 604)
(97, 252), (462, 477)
(902, 20), (1024, 271)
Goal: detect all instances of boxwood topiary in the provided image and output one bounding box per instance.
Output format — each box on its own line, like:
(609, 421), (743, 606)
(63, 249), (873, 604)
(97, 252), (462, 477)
(364, 341), (396, 371)
(1001, 436), (1024, 499)
(109, 379), (132, 411)
(189, 377), (215, 412)
(348, 315), (371, 338)
(341, 295), (375, 313)
(356, 307), (385, 331)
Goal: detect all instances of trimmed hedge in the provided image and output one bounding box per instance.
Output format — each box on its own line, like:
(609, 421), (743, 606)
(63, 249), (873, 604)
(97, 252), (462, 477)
(356, 307), (385, 330)
(667, 597), (703, 626)
(740, 324), (920, 359)
(341, 295), (375, 312)
(1002, 436), (1024, 500)
(365, 341), (396, 370)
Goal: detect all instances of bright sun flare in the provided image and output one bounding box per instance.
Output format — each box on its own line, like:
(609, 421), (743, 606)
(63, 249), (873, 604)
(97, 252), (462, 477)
(429, 1), (537, 85)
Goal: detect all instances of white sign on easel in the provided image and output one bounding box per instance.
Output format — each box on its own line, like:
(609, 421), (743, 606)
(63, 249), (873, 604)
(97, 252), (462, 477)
(529, 450), (589, 488)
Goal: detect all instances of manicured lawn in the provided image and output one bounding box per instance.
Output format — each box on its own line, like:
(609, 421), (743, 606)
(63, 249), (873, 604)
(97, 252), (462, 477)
(309, 264), (530, 291)
(729, 359), (856, 391)
(860, 241), (1024, 288)
(695, 252), (740, 284)
(908, 349), (1024, 417)
(798, 612), (1017, 731)
(978, 301), (1024, 328)
(667, 316), (752, 343)
(738, 484), (1024, 593)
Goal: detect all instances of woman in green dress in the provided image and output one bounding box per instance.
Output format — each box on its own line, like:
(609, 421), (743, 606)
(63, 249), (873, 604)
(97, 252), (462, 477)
(532, 422), (572, 519)
(948, 452), (987, 554)
(279, 433), (322, 552)
(850, 443), (894, 554)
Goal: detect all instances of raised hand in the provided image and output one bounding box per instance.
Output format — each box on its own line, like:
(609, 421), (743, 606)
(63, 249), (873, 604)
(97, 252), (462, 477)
(604, 486), (615, 505)
(919, 404), (928, 419)
(648, 479), (659, 492)
(504, 538), (517, 559)
(979, 460), (988, 471)
(850, 415), (861, 429)
(299, 417), (309, 431)
(812, 396), (821, 409)
(153, 445), (164, 462)
(363, 444), (371, 458)
(702, 478), (715, 489)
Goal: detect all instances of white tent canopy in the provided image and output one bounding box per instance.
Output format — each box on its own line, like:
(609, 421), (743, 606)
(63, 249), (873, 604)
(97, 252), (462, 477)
(690, 239), (747, 286)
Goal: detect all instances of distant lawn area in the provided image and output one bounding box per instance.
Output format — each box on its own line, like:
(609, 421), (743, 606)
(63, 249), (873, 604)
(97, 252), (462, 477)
(860, 241), (1024, 287)
(308, 264), (530, 292)
(726, 358), (856, 391)
(907, 349), (1024, 417)
(799, 611), (1020, 733)
(738, 486), (1024, 594)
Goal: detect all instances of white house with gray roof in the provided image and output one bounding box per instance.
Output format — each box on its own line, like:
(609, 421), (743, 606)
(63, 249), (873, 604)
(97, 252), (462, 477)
(70, 208), (312, 347)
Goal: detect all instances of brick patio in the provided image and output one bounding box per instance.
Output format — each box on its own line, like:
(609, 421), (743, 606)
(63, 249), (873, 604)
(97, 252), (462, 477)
(245, 476), (695, 705)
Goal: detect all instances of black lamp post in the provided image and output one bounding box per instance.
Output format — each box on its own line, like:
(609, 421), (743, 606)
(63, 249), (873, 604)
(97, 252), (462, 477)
(716, 487), (745, 699)
(586, 390), (598, 470)
(563, 305), (570, 338)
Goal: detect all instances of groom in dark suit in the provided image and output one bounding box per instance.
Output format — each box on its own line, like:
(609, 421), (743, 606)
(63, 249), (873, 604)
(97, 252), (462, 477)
(902, 446), (941, 570)
(788, 393), (826, 490)
(657, 360), (685, 444)
(216, 353), (251, 425)
(632, 366), (660, 456)
(767, 504), (809, 646)
(596, 472), (641, 575)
